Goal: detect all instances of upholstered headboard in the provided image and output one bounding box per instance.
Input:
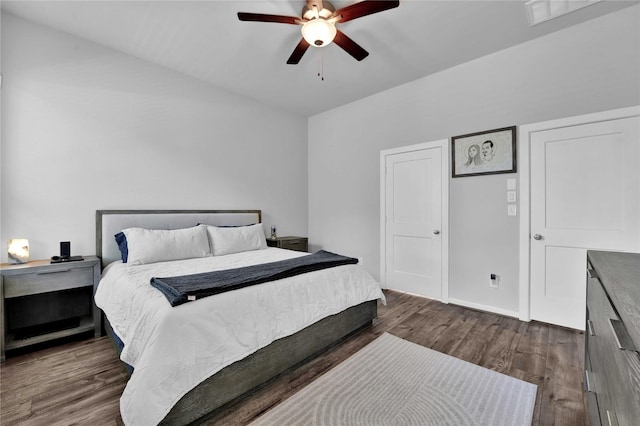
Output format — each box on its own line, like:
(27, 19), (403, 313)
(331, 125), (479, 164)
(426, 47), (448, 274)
(96, 210), (262, 268)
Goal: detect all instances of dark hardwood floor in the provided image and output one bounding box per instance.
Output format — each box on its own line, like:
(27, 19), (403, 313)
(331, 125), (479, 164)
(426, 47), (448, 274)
(0, 290), (587, 425)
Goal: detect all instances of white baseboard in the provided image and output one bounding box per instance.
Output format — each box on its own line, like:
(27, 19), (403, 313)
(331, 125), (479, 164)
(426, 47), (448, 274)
(386, 289), (522, 320)
(447, 297), (521, 320)
(385, 288), (445, 302)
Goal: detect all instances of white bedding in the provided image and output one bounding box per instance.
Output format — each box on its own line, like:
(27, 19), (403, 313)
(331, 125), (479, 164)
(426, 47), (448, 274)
(94, 247), (385, 425)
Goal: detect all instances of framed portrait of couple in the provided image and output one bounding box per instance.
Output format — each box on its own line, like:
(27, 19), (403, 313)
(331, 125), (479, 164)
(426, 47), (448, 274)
(451, 126), (516, 178)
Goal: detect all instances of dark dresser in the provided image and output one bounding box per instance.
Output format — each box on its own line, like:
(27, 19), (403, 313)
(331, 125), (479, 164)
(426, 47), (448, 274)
(585, 250), (640, 426)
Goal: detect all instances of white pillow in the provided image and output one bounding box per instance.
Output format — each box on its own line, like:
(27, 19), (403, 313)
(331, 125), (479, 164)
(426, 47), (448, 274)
(123, 226), (210, 265)
(206, 223), (267, 256)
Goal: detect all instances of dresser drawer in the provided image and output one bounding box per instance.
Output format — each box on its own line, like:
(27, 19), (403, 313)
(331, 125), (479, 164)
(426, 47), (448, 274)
(586, 274), (640, 426)
(4, 267), (94, 298)
(584, 350), (601, 426)
(280, 239), (308, 252)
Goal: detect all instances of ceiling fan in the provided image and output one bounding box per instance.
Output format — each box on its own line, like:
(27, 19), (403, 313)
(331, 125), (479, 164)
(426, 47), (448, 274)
(237, 0), (400, 64)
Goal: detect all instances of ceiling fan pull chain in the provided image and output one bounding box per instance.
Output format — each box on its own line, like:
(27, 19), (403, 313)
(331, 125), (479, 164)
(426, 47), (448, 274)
(318, 48), (325, 81)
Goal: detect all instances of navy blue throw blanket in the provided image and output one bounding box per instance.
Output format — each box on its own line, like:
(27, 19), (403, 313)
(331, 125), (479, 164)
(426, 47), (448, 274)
(151, 250), (358, 307)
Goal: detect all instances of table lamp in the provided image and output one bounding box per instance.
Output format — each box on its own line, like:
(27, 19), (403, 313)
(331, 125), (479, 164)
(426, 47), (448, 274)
(8, 239), (29, 264)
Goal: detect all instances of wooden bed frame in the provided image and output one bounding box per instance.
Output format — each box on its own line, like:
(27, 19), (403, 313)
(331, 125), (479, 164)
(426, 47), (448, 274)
(95, 209), (377, 425)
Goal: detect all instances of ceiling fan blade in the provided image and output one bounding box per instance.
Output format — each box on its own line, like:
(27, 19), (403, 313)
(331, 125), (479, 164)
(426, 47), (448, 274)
(237, 12), (301, 25)
(333, 30), (369, 61)
(287, 38), (311, 64)
(334, 0), (399, 23)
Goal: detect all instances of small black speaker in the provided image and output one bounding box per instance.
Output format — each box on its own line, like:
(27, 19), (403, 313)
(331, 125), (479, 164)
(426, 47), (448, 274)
(60, 241), (71, 258)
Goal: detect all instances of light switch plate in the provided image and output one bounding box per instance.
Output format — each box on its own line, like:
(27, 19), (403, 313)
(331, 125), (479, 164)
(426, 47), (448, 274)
(507, 191), (517, 202)
(507, 204), (517, 216)
(507, 178), (516, 190)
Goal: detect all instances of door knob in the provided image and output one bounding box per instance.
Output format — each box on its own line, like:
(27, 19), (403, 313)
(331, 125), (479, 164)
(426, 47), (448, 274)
(433, 230), (440, 235)
(533, 234), (543, 240)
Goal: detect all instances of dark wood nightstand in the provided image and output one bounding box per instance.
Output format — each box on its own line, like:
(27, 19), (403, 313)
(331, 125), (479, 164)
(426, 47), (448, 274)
(0, 256), (100, 361)
(266, 236), (308, 252)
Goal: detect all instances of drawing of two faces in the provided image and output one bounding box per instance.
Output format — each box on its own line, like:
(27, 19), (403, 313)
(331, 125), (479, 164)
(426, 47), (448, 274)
(465, 140), (495, 167)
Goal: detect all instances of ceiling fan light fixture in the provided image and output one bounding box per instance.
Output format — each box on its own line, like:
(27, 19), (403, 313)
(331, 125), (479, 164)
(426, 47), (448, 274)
(301, 19), (337, 47)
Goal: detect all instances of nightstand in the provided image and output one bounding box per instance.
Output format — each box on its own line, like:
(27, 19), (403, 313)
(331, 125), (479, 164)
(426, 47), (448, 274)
(0, 256), (100, 361)
(266, 236), (308, 252)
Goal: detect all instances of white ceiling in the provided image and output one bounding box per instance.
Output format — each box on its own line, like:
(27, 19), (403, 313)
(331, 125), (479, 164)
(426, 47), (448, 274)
(2, 0), (637, 116)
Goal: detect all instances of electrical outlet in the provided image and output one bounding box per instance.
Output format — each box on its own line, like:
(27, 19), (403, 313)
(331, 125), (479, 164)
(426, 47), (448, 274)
(507, 204), (517, 216)
(490, 273), (499, 288)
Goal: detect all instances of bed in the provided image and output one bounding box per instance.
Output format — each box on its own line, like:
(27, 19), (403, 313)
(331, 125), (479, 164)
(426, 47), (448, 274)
(94, 210), (383, 425)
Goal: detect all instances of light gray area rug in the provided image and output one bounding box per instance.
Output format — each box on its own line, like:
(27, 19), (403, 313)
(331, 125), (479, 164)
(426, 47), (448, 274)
(250, 332), (537, 426)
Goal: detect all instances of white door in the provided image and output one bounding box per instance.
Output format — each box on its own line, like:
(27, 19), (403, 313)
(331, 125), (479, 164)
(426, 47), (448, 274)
(384, 147), (443, 299)
(530, 116), (640, 329)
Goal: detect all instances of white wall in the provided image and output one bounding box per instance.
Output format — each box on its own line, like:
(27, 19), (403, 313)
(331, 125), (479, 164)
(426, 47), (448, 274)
(308, 6), (640, 315)
(0, 13), (308, 262)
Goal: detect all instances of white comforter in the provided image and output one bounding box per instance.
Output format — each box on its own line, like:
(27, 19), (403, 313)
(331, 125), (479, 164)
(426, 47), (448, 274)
(94, 247), (384, 425)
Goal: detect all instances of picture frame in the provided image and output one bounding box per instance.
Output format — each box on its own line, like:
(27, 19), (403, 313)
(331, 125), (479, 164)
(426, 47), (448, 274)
(451, 126), (516, 178)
